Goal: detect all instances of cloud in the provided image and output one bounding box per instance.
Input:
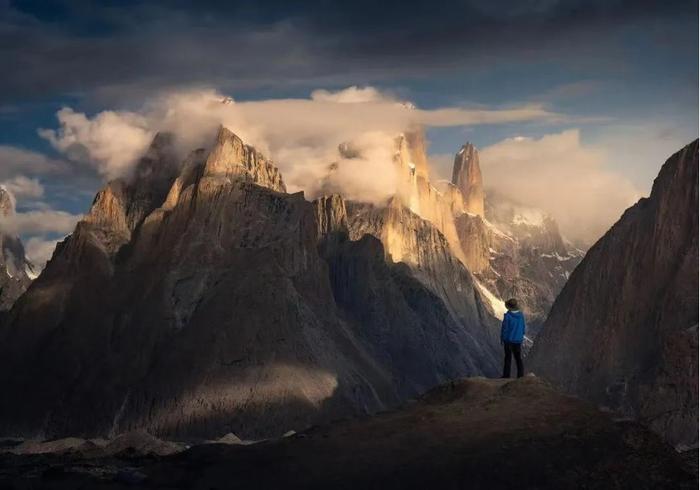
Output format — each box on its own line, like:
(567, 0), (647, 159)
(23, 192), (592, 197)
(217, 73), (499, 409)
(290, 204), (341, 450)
(478, 129), (641, 243)
(39, 87), (560, 204)
(39, 108), (155, 180)
(0, 176), (44, 200)
(310, 86), (395, 103)
(0, 1), (694, 105)
(0, 145), (68, 179)
(0, 209), (82, 236)
(24, 236), (60, 270)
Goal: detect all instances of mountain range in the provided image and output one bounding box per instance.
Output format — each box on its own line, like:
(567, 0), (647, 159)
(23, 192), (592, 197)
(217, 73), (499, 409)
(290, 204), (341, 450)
(0, 127), (504, 440)
(0, 121), (695, 458)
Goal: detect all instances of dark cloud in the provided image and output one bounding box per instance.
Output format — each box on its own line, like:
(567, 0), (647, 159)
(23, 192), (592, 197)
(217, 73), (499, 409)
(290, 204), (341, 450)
(1, 0), (696, 104)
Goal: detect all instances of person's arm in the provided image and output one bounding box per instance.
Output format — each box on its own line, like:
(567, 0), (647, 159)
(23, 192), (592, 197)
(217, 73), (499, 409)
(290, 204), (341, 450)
(501, 315), (507, 344)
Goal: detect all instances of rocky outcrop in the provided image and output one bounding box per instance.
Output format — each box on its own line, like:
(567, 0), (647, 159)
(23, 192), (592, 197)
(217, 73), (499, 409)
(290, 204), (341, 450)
(478, 198), (583, 333)
(203, 127), (285, 192)
(454, 213), (491, 274)
(445, 142), (583, 331)
(403, 129), (430, 179)
(0, 187), (35, 312)
(0, 127), (500, 441)
(313, 194), (347, 239)
(344, 198), (499, 350)
(529, 140), (699, 449)
(452, 143), (485, 217)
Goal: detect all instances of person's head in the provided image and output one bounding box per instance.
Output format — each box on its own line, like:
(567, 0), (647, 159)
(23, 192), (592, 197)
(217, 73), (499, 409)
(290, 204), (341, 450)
(505, 298), (519, 311)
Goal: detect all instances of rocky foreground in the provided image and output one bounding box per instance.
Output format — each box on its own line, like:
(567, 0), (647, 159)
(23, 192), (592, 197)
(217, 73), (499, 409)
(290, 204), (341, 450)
(0, 377), (694, 489)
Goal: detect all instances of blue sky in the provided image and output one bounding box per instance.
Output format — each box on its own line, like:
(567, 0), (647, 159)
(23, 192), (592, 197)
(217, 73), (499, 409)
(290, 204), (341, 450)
(0, 0), (697, 262)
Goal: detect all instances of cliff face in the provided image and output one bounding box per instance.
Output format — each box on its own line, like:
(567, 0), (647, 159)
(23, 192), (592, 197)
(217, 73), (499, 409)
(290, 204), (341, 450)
(480, 198), (583, 333)
(452, 143), (485, 217)
(529, 140), (699, 449)
(0, 127), (500, 440)
(344, 199), (500, 364)
(0, 187), (36, 312)
(445, 142), (582, 331)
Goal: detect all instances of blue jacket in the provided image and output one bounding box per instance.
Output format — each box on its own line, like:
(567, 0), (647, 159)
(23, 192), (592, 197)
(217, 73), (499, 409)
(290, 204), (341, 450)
(501, 310), (526, 344)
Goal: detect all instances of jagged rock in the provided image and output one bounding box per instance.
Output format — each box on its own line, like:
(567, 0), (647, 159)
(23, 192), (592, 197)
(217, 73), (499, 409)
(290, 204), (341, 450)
(203, 126), (285, 192)
(403, 129), (430, 179)
(313, 194), (347, 239)
(452, 143), (485, 217)
(344, 198), (500, 360)
(8, 437), (94, 455)
(0, 128), (499, 441)
(454, 213), (490, 274)
(215, 433), (244, 445)
(530, 140), (699, 449)
(322, 228), (499, 395)
(98, 431), (185, 457)
(445, 142), (582, 332)
(0, 186), (36, 312)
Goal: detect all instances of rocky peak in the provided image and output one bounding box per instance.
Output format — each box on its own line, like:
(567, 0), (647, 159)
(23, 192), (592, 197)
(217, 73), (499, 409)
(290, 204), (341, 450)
(0, 186), (15, 217)
(0, 125), (503, 441)
(130, 132), (179, 191)
(203, 126), (286, 193)
(404, 129), (430, 178)
(313, 194), (348, 240)
(0, 187), (34, 311)
(452, 143), (485, 217)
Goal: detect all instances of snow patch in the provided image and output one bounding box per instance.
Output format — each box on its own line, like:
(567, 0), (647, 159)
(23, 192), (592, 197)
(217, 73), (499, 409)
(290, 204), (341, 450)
(483, 218), (515, 241)
(25, 263), (38, 280)
(512, 208), (545, 227)
(474, 279), (507, 318)
(540, 252), (572, 262)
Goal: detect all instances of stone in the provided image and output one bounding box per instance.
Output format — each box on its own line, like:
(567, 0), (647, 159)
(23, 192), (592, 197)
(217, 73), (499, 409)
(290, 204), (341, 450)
(530, 140), (699, 449)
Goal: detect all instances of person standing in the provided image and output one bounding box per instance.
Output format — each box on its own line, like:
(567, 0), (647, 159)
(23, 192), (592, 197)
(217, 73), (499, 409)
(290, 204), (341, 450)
(501, 298), (526, 378)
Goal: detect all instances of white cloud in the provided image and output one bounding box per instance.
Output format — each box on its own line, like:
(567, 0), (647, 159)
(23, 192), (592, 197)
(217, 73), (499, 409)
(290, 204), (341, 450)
(0, 209), (82, 236)
(1, 176), (44, 200)
(479, 129), (641, 243)
(24, 236), (61, 270)
(38, 86), (560, 205)
(0, 145), (68, 179)
(310, 86), (394, 103)
(39, 107), (155, 180)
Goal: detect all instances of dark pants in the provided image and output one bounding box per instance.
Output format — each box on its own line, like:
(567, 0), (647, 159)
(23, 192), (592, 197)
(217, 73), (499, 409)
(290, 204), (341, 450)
(502, 342), (524, 378)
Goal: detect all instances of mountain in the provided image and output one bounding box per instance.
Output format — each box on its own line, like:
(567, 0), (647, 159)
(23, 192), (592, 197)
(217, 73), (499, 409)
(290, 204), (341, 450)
(452, 142), (485, 217)
(529, 140), (699, 449)
(445, 143), (583, 333)
(0, 127), (500, 440)
(1, 377), (694, 489)
(0, 187), (36, 312)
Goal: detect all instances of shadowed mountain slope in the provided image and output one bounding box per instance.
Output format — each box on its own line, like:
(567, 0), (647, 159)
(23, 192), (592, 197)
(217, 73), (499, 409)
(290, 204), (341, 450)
(0, 127), (499, 441)
(530, 140), (699, 448)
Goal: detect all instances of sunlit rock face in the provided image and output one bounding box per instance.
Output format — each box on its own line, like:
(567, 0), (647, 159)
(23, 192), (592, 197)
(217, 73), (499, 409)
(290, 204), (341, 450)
(0, 127), (500, 441)
(392, 133), (465, 264)
(530, 140), (699, 449)
(452, 143), (485, 217)
(0, 187), (35, 312)
(444, 142), (583, 332)
(354, 133), (580, 334)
